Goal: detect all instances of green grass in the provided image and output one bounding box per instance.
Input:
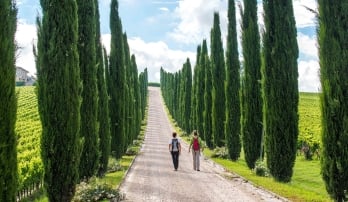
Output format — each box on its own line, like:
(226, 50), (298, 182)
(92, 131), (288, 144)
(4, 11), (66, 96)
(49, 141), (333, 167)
(205, 149), (331, 202)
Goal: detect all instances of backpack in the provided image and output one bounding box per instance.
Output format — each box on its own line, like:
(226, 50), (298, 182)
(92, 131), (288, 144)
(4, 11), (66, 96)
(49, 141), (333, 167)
(193, 138), (199, 151)
(172, 138), (179, 151)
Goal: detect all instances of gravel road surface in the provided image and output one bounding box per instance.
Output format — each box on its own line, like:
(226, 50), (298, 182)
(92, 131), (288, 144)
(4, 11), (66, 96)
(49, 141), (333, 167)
(119, 87), (287, 202)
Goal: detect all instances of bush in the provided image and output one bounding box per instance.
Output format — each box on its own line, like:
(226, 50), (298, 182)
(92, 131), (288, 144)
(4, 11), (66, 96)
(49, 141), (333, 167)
(125, 147), (138, 156)
(107, 158), (122, 173)
(254, 159), (269, 177)
(73, 181), (122, 202)
(211, 147), (229, 159)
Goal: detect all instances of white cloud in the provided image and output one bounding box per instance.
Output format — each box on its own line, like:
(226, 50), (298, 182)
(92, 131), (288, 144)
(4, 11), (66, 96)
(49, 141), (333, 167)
(293, 0), (317, 28)
(15, 20), (37, 76)
(169, 0), (227, 45)
(297, 32), (318, 59)
(127, 37), (196, 82)
(298, 60), (320, 92)
(102, 34), (195, 82)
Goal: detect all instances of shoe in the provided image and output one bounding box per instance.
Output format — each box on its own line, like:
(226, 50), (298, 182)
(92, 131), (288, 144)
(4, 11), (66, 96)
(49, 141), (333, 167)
(197, 169), (200, 171)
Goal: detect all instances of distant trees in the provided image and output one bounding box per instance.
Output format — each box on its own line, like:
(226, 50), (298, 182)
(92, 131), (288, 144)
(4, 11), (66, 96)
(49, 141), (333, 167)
(240, 0), (262, 169)
(77, 0), (99, 180)
(0, 0), (18, 200)
(318, 1), (348, 201)
(262, 0), (299, 182)
(225, 0), (241, 161)
(36, 0), (82, 200)
(211, 12), (226, 148)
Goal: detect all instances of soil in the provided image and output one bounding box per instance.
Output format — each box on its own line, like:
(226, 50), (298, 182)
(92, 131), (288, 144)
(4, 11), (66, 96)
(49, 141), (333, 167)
(119, 87), (288, 202)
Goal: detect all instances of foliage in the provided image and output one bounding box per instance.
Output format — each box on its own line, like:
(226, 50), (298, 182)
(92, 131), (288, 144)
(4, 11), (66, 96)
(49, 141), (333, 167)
(95, 0), (111, 177)
(77, 0), (99, 181)
(15, 87), (43, 194)
(262, 0), (299, 182)
(148, 82), (160, 87)
(240, 0), (263, 169)
(202, 40), (213, 148)
(210, 12), (226, 148)
(36, 0), (82, 200)
(109, 0), (126, 159)
(298, 93), (321, 161)
(254, 159), (269, 177)
(0, 0), (17, 200)
(73, 180), (122, 202)
(225, 0), (241, 161)
(318, 0), (348, 200)
(211, 147), (229, 159)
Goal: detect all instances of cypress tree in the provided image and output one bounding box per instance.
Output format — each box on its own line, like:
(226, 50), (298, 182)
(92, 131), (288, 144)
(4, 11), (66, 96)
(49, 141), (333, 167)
(211, 12), (226, 147)
(262, 0), (299, 182)
(197, 43), (206, 140)
(0, 0), (17, 200)
(192, 46), (201, 133)
(183, 59), (192, 133)
(104, 47), (110, 95)
(131, 55), (142, 139)
(109, 0), (126, 158)
(37, 0), (82, 200)
(139, 68), (148, 120)
(241, 0), (262, 169)
(225, 0), (241, 161)
(319, 1), (348, 200)
(95, 0), (111, 177)
(203, 40), (213, 148)
(77, 0), (99, 180)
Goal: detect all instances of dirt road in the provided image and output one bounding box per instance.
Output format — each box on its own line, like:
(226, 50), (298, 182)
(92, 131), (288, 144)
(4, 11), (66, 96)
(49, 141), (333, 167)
(119, 87), (287, 202)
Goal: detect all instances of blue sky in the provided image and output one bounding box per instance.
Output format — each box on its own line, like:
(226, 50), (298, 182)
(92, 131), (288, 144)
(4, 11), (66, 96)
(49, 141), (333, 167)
(15, 0), (320, 92)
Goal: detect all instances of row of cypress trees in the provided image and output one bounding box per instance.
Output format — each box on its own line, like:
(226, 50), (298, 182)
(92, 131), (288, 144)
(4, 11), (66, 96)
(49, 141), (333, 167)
(34, 0), (148, 200)
(161, 0), (299, 183)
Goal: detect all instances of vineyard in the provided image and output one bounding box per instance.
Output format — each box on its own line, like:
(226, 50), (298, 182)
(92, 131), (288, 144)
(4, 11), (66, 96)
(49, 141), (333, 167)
(298, 92), (321, 160)
(16, 86), (43, 199)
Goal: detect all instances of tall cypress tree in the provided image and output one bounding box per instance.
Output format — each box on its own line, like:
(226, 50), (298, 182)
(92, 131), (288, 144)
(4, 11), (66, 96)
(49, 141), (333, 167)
(183, 59), (192, 132)
(95, 0), (111, 177)
(197, 43), (206, 140)
(319, 1), (348, 200)
(203, 40), (213, 148)
(77, 0), (99, 180)
(123, 33), (134, 149)
(225, 0), (241, 161)
(211, 12), (226, 147)
(109, 0), (126, 158)
(0, 0), (17, 200)
(192, 46), (201, 133)
(37, 0), (82, 200)
(131, 55), (142, 140)
(241, 0), (262, 169)
(262, 0), (299, 182)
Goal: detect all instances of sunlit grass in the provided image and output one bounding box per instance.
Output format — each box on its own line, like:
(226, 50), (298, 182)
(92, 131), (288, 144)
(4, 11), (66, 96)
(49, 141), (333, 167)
(203, 148), (331, 202)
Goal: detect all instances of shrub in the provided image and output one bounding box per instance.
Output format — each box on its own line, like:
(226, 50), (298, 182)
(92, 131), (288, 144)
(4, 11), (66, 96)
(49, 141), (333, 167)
(73, 181), (122, 202)
(125, 147), (138, 156)
(254, 159), (269, 177)
(211, 147), (229, 159)
(107, 158), (122, 173)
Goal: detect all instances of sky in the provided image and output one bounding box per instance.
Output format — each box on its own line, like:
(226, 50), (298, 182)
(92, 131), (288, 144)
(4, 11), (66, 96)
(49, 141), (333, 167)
(15, 0), (320, 92)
